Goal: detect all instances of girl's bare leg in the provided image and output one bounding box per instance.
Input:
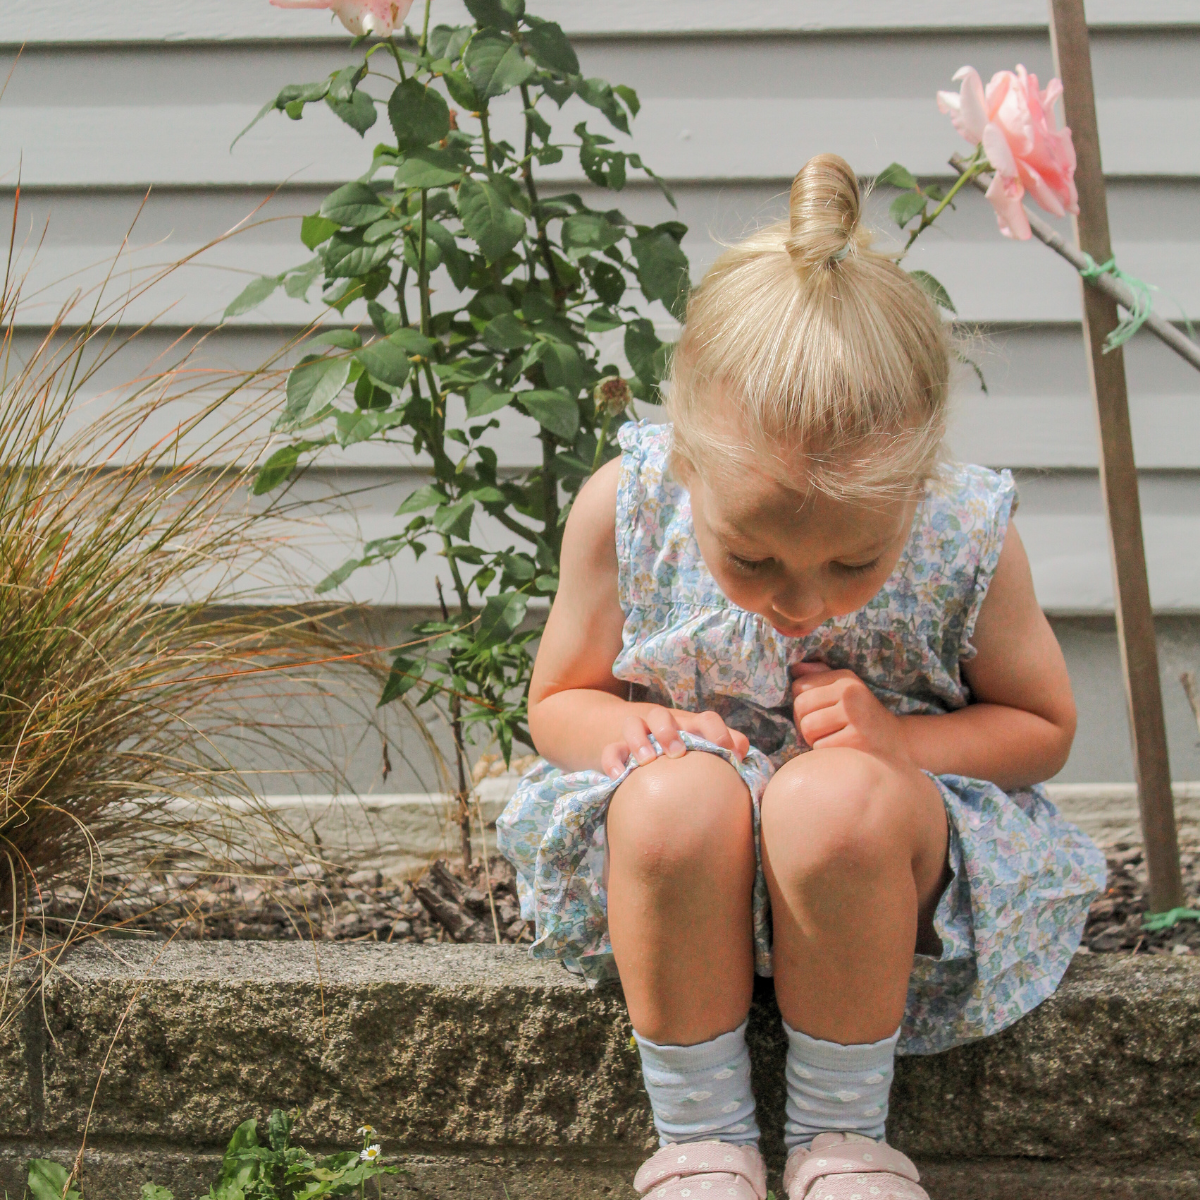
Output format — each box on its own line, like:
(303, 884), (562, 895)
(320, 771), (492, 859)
(761, 747), (950, 1043)
(607, 751), (757, 1045)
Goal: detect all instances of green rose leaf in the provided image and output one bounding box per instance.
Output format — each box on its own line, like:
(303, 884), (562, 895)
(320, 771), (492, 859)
(467, 381), (514, 417)
(631, 228), (691, 320)
(877, 162), (918, 189)
(520, 388), (579, 441)
(523, 19), (579, 75)
(561, 211), (623, 262)
(590, 260), (626, 305)
(394, 147), (466, 189)
(356, 336), (415, 387)
(285, 355), (353, 423)
(908, 269), (957, 314)
(890, 191), (928, 229)
(464, 0), (520, 27)
(320, 182), (387, 227)
(224, 274), (282, 319)
(379, 655), (423, 705)
(539, 341), (583, 395)
(465, 32), (535, 100)
(322, 233), (394, 279)
(434, 496), (476, 538)
(254, 444), (303, 494)
(457, 176), (526, 263)
(336, 407), (406, 447)
(388, 77), (452, 148)
(474, 590), (529, 652)
(625, 318), (663, 388)
(301, 215), (339, 250)
(575, 78), (630, 135)
(396, 484), (450, 515)
(327, 89), (377, 135)
(483, 311), (532, 351)
(312, 329), (362, 349)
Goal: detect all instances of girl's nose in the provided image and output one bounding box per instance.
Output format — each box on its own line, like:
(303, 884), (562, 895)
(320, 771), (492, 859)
(771, 591), (823, 626)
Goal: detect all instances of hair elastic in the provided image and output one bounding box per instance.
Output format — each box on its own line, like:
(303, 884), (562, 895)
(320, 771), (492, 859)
(830, 243), (852, 262)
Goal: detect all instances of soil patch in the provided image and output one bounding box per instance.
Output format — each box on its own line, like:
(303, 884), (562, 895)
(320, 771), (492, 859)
(22, 843), (1200, 954)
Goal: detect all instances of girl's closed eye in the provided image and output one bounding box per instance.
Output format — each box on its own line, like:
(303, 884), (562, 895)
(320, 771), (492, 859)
(834, 556), (882, 577)
(728, 553), (772, 575)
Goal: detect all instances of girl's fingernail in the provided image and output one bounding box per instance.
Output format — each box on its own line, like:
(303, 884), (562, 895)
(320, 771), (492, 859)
(636, 745), (656, 764)
(667, 740), (686, 758)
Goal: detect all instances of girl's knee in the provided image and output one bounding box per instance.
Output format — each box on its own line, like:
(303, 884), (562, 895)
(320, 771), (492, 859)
(608, 751), (752, 880)
(761, 748), (906, 880)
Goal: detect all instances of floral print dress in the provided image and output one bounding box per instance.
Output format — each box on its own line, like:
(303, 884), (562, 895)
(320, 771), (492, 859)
(495, 421), (1106, 1055)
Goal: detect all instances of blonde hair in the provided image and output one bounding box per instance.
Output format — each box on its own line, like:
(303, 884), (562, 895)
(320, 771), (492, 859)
(668, 154), (951, 502)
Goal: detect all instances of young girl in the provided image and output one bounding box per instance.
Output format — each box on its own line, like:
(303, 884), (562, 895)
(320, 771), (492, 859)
(496, 154), (1105, 1200)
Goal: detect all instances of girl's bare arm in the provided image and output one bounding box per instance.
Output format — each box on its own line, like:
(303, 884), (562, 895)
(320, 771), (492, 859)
(894, 523), (1076, 786)
(792, 524), (1076, 790)
(528, 458), (748, 775)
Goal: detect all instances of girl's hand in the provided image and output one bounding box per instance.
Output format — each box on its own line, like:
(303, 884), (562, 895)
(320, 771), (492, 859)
(791, 662), (912, 763)
(601, 707), (751, 779)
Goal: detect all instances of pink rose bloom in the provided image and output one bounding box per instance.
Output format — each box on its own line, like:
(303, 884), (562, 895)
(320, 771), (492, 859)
(269, 0), (414, 37)
(937, 64), (1079, 240)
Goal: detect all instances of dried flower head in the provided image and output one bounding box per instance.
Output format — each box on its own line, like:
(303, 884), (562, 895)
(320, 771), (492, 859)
(594, 375), (633, 418)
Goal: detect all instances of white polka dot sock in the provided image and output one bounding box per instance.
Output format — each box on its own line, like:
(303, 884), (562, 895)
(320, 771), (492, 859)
(782, 1020), (900, 1152)
(634, 1019), (760, 1147)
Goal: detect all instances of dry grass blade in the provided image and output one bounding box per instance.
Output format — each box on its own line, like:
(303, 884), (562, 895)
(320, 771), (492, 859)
(0, 199), (429, 1033)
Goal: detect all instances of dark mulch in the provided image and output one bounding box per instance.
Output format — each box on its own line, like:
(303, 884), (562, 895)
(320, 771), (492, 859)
(1080, 841), (1200, 956)
(22, 844), (1200, 955)
(23, 856), (531, 946)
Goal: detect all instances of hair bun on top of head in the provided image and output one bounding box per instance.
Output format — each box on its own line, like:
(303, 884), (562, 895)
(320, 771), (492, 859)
(786, 153), (862, 276)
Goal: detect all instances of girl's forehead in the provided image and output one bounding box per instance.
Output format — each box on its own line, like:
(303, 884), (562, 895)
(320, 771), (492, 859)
(697, 468), (912, 551)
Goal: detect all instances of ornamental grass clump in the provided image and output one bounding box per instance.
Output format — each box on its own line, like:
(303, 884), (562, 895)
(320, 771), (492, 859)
(0, 219), (390, 1026)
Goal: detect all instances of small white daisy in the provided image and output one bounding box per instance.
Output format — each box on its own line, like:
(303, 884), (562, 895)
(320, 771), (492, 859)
(361, 1144), (382, 1162)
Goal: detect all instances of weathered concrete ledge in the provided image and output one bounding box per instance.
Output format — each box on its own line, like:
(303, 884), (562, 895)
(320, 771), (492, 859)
(1, 943), (1198, 1199)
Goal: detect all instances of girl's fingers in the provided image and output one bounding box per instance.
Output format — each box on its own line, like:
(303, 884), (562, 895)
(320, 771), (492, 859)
(692, 710), (735, 753)
(792, 681), (840, 722)
(623, 716), (658, 765)
(729, 729), (750, 760)
(602, 741), (630, 779)
(798, 702), (846, 745)
(646, 709), (687, 758)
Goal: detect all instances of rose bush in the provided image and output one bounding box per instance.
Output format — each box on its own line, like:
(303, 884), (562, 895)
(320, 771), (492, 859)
(233, 0), (687, 768)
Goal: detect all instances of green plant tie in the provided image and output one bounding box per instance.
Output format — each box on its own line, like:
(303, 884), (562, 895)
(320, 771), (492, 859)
(1079, 253), (1198, 354)
(1141, 907), (1200, 932)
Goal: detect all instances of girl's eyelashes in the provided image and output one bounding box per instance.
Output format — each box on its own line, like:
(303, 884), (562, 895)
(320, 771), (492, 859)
(728, 553), (771, 575)
(834, 556), (882, 577)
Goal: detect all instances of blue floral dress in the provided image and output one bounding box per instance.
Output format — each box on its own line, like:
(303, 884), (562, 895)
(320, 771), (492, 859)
(496, 421), (1106, 1055)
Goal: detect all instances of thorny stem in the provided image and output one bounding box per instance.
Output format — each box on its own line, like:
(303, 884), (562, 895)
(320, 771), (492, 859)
(418, 189), (431, 337)
(591, 411), (614, 473)
(540, 429), (560, 556)
(479, 109), (496, 173)
(419, 0), (432, 52)
(519, 82), (563, 292)
(901, 146), (988, 257)
(436, 574), (473, 867)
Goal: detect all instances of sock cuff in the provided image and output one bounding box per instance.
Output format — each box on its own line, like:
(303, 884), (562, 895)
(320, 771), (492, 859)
(635, 1018), (750, 1071)
(781, 1020), (900, 1073)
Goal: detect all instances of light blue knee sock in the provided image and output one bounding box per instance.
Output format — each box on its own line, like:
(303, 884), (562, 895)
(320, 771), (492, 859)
(634, 1019), (760, 1147)
(783, 1020), (899, 1151)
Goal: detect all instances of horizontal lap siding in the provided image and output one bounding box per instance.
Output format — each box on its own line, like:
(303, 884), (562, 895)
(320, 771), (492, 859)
(1, 14), (1196, 613)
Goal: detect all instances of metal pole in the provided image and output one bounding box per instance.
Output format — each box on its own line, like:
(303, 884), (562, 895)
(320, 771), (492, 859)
(1048, 0), (1183, 910)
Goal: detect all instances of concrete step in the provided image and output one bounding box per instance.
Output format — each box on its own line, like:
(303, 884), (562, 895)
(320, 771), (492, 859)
(1, 944), (1197, 1199)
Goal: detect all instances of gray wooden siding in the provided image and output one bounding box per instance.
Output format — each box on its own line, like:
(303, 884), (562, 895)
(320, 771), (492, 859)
(2, 4), (1198, 615)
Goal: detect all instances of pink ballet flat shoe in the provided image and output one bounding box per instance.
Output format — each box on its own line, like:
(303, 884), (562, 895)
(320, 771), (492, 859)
(634, 1142), (768, 1200)
(783, 1133), (928, 1200)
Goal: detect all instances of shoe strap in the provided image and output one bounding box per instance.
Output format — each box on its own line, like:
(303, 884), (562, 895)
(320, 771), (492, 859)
(635, 1143), (767, 1200)
(784, 1141), (920, 1197)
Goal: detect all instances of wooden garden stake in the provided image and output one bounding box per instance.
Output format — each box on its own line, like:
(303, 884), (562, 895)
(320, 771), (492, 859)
(1048, 0), (1185, 911)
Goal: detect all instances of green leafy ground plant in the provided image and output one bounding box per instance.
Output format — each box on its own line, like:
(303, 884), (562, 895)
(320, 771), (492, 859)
(25, 1112), (396, 1200)
(232, 0), (687, 766)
